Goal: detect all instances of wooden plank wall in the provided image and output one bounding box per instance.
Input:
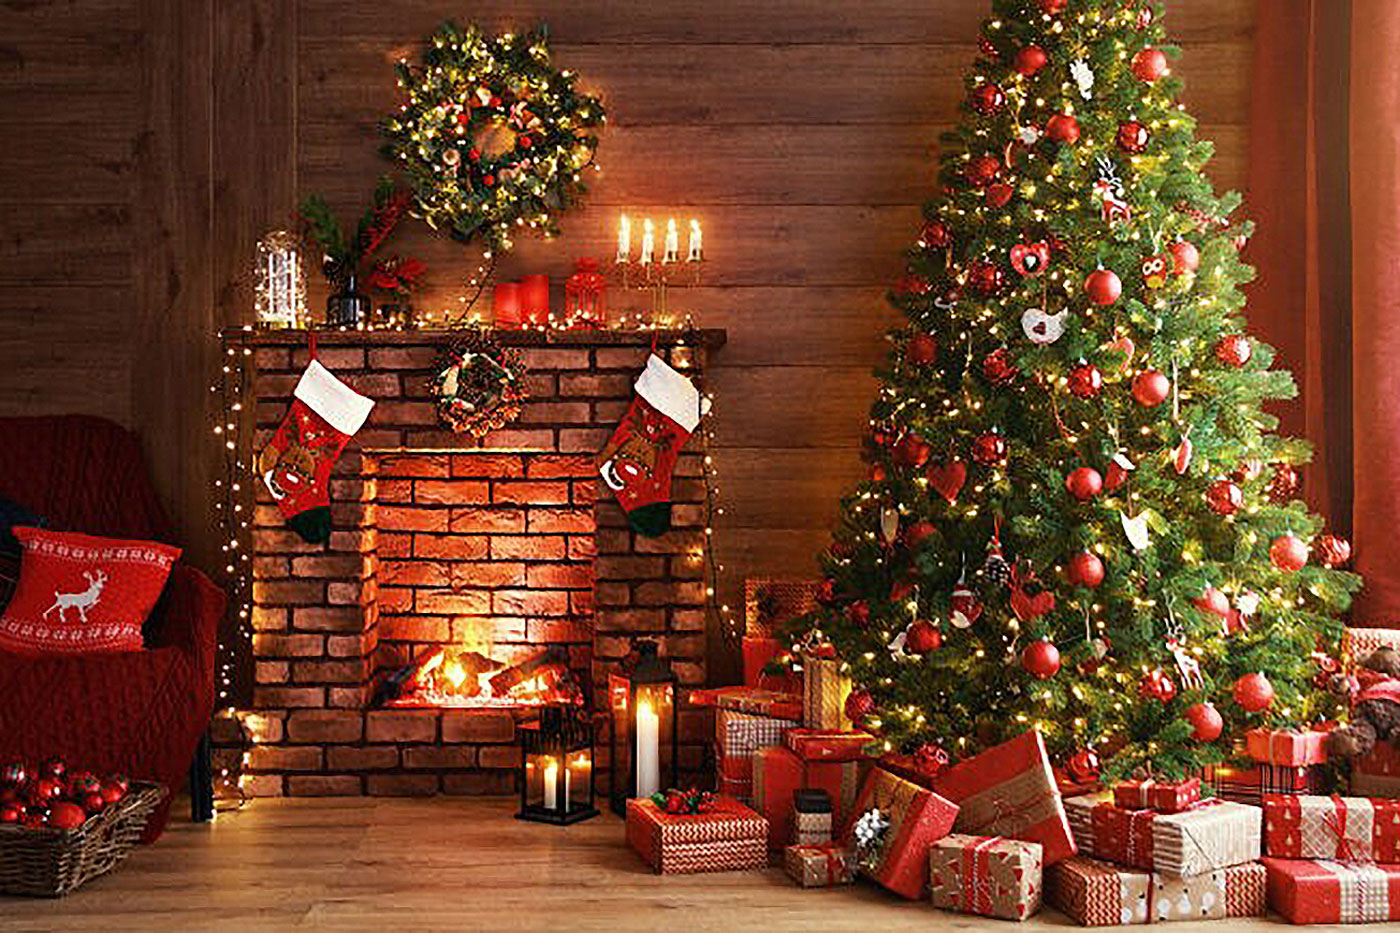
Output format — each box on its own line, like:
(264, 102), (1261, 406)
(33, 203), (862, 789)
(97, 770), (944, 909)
(0, 0), (1255, 678)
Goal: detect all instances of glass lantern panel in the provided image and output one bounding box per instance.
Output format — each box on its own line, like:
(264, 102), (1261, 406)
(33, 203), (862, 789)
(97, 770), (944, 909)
(567, 750), (592, 810)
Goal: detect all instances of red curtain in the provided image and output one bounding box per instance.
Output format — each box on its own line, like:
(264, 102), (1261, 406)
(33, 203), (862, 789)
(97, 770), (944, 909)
(1249, 0), (1400, 622)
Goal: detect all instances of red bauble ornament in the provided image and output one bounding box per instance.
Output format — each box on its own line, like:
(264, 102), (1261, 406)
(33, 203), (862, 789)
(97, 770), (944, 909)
(967, 261), (1005, 297)
(20, 809), (46, 829)
(1021, 639), (1061, 679)
(1067, 363), (1103, 399)
(1206, 479), (1243, 516)
(971, 84), (1007, 114)
(1065, 748), (1101, 783)
(971, 432), (1007, 466)
(985, 183), (1015, 208)
(1318, 534), (1353, 568)
(1233, 672), (1275, 712)
(1139, 668), (1177, 703)
(908, 333), (938, 364)
(1267, 464), (1301, 503)
(846, 601), (871, 626)
(1085, 268), (1123, 306)
(1015, 45), (1048, 76)
(1010, 242), (1051, 276)
(982, 347), (1019, 386)
(966, 155), (1002, 187)
(1185, 702), (1224, 742)
(1117, 120), (1150, 153)
(1270, 534), (1309, 572)
(1132, 48), (1170, 82)
(816, 578), (836, 604)
(921, 220), (952, 249)
(893, 434), (933, 469)
(1193, 587), (1231, 618)
(1215, 335), (1252, 367)
(39, 757), (66, 782)
(47, 801), (86, 830)
(68, 773), (100, 799)
(32, 778), (62, 802)
(1170, 238), (1201, 274)
(1045, 113), (1081, 144)
(0, 804), (20, 824)
(845, 689), (876, 723)
(1105, 456), (1132, 492)
(1132, 370), (1171, 407)
(1038, 0), (1067, 15)
(1066, 467), (1104, 501)
(82, 792), (105, 815)
(906, 621), (942, 654)
(913, 743), (950, 777)
(903, 521), (937, 550)
(1067, 551), (1105, 588)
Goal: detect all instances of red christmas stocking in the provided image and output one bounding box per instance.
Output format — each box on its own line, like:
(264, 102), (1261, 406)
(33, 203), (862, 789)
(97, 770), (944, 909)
(258, 360), (375, 543)
(597, 354), (710, 537)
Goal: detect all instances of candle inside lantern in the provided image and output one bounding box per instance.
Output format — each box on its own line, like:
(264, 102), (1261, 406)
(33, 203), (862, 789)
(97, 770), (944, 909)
(663, 218), (679, 263)
(686, 219), (703, 262)
(635, 698), (660, 799)
(543, 757), (559, 810)
(640, 219), (655, 264)
(616, 215), (630, 263)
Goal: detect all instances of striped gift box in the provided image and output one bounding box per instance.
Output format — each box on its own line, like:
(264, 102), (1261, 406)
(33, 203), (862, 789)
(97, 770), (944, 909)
(1065, 793), (1261, 878)
(1047, 856), (1265, 926)
(626, 796), (769, 874)
(1204, 762), (1322, 806)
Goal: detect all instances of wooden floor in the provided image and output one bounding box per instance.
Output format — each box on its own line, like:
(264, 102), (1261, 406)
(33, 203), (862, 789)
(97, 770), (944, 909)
(0, 797), (1327, 931)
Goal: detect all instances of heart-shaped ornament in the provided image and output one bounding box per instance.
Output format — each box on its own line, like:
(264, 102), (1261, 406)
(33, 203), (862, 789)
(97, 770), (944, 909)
(926, 459), (967, 504)
(1121, 511), (1150, 550)
(1010, 585), (1056, 623)
(1021, 308), (1068, 345)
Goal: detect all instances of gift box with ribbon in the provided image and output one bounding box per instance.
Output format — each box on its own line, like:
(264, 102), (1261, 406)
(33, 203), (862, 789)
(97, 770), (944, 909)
(1112, 778), (1202, 814)
(754, 745), (865, 850)
(716, 708), (798, 777)
(783, 728), (874, 763)
(1046, 855), (1266, 926)
(784, 842), (856, 887)
(1263, 857), (1400, 924)
(802, 653), (852, 731)
(1204, 761), (1322, 806)
(1262, 794), (1400, 862)
(1246, 727), (1330, 767)
(625, 795), (769, 874)
(845, 766), (960, 899)
(690, 685), (803, 721)
(928, 834), (1043, 920)
(1065, 793), (1261, 877)
(793, 788), (833, 846)
(932, 729), (1076, 866)
(1341, 627), (1400, 665)
(1353, 742), (1400, 798)
(741, 636), (801, 692)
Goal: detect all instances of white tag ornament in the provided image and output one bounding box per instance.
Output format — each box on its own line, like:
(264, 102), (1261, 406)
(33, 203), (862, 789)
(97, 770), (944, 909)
(1121, 511), (1150, 551)
(1022, 308), (1068, 345)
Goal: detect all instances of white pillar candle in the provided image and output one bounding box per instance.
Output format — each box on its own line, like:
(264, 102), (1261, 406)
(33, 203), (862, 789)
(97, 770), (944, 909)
(543, 757), (559, 810)
(635, 699), (660, 799)
(640, 219), (655, 264)
(616, 215), (630, 263)
(686, 219), (703, 262)
(663, 218), (680, 263)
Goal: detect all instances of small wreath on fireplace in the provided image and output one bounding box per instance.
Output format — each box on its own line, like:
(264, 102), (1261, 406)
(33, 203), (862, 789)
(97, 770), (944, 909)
(380, 21), (606, 252)
(429, 330), (529, 437)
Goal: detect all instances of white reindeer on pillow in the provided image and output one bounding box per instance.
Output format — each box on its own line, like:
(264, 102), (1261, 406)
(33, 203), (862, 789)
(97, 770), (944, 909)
(43, 570), (107, 623)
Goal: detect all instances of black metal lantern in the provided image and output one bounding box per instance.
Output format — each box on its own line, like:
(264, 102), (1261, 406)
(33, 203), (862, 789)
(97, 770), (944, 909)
(517, 705), (598, 825)
(608, 639), (679, 815)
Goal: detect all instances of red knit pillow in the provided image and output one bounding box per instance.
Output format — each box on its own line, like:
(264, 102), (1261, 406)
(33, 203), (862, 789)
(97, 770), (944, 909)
(0, 527), (182, 655)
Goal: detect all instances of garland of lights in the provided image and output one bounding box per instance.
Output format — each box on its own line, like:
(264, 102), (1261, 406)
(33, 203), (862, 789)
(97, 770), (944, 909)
(429, 330), (529, 437)
(380, 22), (605, 254)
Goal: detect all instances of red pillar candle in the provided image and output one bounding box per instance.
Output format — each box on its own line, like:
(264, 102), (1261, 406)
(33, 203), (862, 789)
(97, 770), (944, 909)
(493, 282), (522, 328)
(518, 274), (550, 326)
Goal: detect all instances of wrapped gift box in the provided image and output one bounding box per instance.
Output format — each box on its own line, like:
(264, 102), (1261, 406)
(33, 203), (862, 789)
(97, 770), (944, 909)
(1204, 762), (1322, 806)
(1263, 857), (1400, 924)
(626, 795), (768, 874)
(690, 686), (802, 720)
(741, 636), (801, 692)
(1065, 794), (1261, 878)
(928, 833), (1043, 921)
(1246, 727), (1330, 767)
(845, 767), (959, 899)
(1353, 743), (1400, 798)
(716, 708), (797, 775)
(754, 746), (864, 849)
(745, 578), (818, 638)
(802, 654), (852, 731)
(1342, 627), (1400, 665)
(717, 773), (752, 804)
(785, 843), (855, 887)
(1047, 856), (1266, 926)
(784, 728), (874, 763)
(1263, 794), (1400, 862)
(793, 789), (833, 845)
(932, 730), (1076, 866)
(806, 758), (864, 835)
(1112, 778), (1202, 814)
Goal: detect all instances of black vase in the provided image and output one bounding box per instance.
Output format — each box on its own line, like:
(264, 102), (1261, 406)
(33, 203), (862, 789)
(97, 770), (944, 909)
(325, 274), (371, 327)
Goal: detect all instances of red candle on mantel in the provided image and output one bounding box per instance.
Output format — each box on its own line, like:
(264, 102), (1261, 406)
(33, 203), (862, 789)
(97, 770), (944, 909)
(493, 282), (522, 328)
(518, 274), (550, 326)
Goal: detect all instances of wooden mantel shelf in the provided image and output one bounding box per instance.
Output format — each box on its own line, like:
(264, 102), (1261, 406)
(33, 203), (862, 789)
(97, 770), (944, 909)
(221, 326), (727, 350)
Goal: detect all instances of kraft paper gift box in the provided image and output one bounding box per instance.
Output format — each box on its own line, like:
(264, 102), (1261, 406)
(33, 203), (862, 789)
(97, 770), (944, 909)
(793, 788), (833, 846)
(1065, 793), (1261, 878)
(1046, 856), (1266, 926)
(1263, 857), (1400, 924)
(928, 833), (1043, 921)
(690, 686), (802, 721)
(783, 728), (874, 763)
(1353, 742), (1400, 798)
(626, 796), (768, 875)
(801, 654), (852, 731)
(845, 766), (959, 899)
(784, 842), (855, 887)
(744, 578), (818, 638)
(1245, 727), (1330, 767)
(1204, 762), (1323, 806)
(1112, 778), (1202, 814)
(1262, 793), (1400, 862)
(932, 729), (1076, 866)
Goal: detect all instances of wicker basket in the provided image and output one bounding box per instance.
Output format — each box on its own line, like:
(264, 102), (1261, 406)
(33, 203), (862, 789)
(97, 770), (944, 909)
(0, 782), (166, 897)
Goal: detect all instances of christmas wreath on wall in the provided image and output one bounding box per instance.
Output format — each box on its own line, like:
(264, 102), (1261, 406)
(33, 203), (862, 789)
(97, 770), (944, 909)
(380, 22), (605, 252)
(429, 331), (529, 437)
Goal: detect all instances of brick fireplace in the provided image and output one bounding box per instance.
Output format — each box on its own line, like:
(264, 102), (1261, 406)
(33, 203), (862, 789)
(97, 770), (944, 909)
(217, 328), (724, 797)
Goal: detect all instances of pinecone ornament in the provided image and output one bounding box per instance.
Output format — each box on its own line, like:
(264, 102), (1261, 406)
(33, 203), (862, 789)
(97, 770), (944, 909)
(983, 542), (1012, 587)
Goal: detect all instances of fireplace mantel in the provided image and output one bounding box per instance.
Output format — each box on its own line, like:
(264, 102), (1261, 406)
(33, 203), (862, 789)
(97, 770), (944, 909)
(216, 325), (725, 798)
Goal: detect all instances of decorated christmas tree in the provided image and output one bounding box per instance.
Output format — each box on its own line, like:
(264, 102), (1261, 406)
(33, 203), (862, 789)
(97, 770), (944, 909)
(807, 0), (1362, 781)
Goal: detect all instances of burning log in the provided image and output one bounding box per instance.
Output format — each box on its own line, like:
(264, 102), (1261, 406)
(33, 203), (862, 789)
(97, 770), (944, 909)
(488, 645), (570, 696)
(370, 647), (438, 709)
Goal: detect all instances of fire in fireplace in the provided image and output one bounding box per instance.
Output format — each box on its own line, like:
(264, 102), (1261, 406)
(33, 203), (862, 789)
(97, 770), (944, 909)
(374, 644), (584, 709)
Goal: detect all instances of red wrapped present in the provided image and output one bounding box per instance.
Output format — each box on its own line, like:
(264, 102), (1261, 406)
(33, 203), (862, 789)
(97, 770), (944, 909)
(716, 709), (797, 773)
(690, 685), (803, 721)
(1204, 762), (1322, 806)
(1342, 627), (1400, 666)
(932, 730), (1076, 866)
(928, 834), (1043, 920)
(845, 767), (959, 899)
(1246, 727), (1330, 766)
(806, 757), (865, 835)
(717, 773), (752, 804)
(1263, 794), (1400, 862)
(785, 842), (855, 887)
(802, 654), (852, 731)
(745, 578), (818, 637)
(1353, 742), (1400, 798)
(1112, 778), (1201, 813)
(1065, 793), (1261, 877)
(742, 636), (800, 692)
(783, 728), (874, 763)
(753, 746), (804, 850)
(1048, 856), (1266, 926)
(1263, 858), (1400, 924)
(625, 795), (768, 874)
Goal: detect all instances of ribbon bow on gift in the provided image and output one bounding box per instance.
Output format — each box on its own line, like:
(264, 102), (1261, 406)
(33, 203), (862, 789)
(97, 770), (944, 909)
(652, 787), (715, 815)
(1323, 795), (1373, 864)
